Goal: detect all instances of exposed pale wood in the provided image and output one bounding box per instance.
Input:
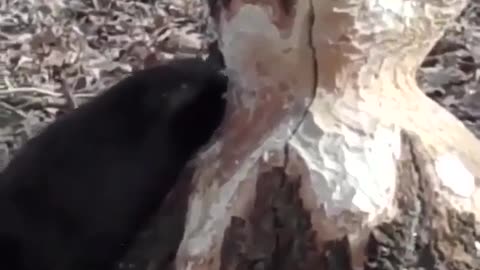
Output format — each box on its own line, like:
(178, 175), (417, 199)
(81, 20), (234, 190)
(174, 0), (480, 269)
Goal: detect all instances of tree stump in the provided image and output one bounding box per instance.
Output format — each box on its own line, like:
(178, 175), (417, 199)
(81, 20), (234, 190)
(173, 0), (480, 269)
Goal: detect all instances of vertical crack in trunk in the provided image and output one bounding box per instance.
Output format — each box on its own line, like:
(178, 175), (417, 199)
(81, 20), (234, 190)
(285, 0), (318, 146)
(283, 0), (317, 171)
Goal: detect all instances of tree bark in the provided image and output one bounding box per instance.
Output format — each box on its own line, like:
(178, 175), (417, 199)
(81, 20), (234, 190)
(172, 0), (480, 269)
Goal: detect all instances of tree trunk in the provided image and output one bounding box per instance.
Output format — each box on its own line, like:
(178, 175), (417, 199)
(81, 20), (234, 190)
(118, 0), (480, 269)
(174, 0), (480, 269)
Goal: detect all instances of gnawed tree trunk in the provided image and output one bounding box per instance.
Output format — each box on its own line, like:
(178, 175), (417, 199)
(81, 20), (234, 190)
(172, 0), (480, 269)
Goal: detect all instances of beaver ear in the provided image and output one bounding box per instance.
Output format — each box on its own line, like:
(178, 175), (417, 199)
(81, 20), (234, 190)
(160, 69), (228, 118)
(140, 58), (228, 122)
(203, 69), (229, 98)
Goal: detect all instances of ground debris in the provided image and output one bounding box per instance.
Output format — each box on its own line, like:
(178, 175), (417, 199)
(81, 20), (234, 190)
(0, 0), (215, 155)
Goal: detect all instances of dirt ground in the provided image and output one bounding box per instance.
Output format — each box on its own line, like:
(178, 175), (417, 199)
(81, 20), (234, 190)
(417, 0), (480, 138)
(0, 0), (215, 165)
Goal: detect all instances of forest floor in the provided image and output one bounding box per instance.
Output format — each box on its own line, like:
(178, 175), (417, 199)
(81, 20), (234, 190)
(0, 0), (215, 167)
